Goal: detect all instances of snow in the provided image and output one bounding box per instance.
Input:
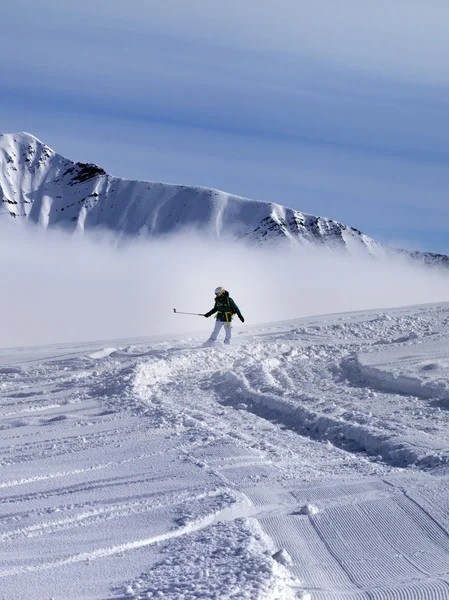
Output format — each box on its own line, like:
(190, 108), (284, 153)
(1, 301), (449, 598)
(358, 337), (449, 406)
(88, 347), (118, 360)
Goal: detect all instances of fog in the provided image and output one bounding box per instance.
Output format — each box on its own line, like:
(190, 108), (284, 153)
(2, 224), (449, 348)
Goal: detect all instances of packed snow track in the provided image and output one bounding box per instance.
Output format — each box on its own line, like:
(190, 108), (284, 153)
(1, 302), (449, 599)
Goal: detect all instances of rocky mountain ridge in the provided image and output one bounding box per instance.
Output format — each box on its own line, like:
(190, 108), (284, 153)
(0, 132), (446, 267)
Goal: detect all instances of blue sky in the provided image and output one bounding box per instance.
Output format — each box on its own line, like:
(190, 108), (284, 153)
(2, 0), (449, 252)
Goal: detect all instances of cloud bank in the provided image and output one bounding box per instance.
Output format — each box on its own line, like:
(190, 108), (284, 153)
(2, 224), (449, 348)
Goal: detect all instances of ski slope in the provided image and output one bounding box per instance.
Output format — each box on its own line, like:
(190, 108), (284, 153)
(1, 302), (449, 599)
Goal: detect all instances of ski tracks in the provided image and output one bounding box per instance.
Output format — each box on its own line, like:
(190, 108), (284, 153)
(130, 311), (449, 599)
(0, 345), (299, 599)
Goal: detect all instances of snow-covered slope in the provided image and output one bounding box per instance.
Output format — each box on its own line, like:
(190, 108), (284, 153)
(2, 302), (449, 598)
(0, 132), (384, 255)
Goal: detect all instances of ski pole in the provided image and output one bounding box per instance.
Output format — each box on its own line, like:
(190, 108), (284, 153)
(173, 308), (205, 316)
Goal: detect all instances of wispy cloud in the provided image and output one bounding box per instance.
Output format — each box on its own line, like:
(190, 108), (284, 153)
(26, 0), (448, 87)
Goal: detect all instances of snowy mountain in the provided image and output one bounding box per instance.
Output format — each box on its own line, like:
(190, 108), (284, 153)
(0, 132), (384, 255)
(1, 131), (447, 266)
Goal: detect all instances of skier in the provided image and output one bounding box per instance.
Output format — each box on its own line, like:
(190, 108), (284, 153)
(204, 287), (244, 345)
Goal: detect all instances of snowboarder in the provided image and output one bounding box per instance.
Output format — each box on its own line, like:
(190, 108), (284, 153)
(204, 287), (244, 345)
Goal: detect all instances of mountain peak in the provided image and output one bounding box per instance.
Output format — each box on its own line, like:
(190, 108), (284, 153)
(0, 131), (47, 146)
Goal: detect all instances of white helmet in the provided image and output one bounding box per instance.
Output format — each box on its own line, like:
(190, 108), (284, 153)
(215, 286), (225, 296)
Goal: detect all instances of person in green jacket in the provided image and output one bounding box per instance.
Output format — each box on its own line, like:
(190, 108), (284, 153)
(204, 286), (244, 345)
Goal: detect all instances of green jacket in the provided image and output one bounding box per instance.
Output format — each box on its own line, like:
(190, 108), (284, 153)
(205, 293), (243, 322)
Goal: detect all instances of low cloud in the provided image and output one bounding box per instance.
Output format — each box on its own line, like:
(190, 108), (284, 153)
(1, 223), (449, 348)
